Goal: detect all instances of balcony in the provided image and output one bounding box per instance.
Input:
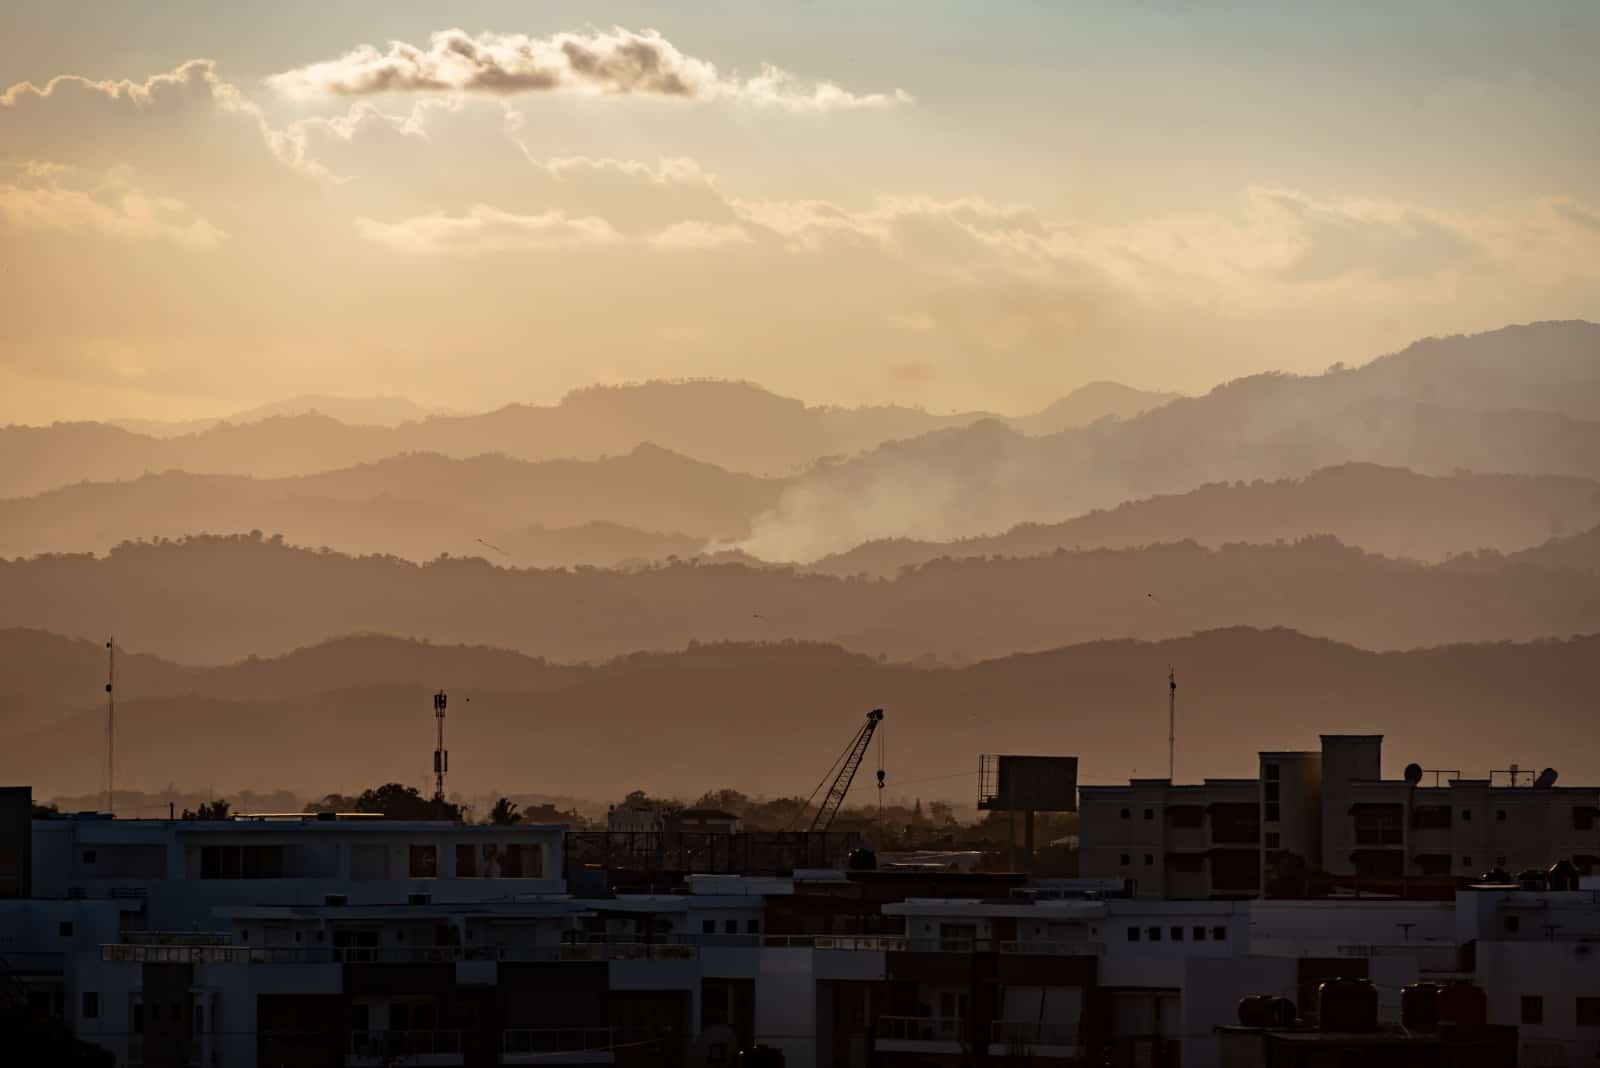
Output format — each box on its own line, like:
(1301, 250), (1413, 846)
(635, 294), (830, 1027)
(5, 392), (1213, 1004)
(991, 1020), (1082, 1058)
(348, 1030), (462, 1066)
(877, 1016), (965, 1053)
(502, 1028), (616, 1065)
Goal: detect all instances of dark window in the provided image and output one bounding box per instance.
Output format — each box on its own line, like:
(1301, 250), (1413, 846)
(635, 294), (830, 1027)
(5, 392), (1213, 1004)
(1505, 915), (1520, 934)
(1412, 805), (1451, 830)
(1461, 809), (1472, 821)
(81, 850), (96, 865)
(1522, 996), (1543, 1024)
(1264, 803), (1281, 823)
(1212, 926), (1228, 941)
(746, 919), (760, 934)
(1210, 803), (1261, 845)
(1462, 856), (1473, 869)
(1353, 804), (1404, 846)
(455, 844), (476, 877)
(1147, 926), (1161, 942)
(1575, 808), (1597, 832)
(1193, 926), (1206, 941)
(1496, 810), (1507, 822)
(1120, 854), (1131, 866)
(1170, 926), (1184, 941)
(1169, 853), (1203, 873)
(81, 992), (98, 1019)
(1264, 763), (1280, 781)
(1264, 781), (1280, 803)
(1144, 854), (1154, 866)
(724, 919), (738, 935)
(58, 921), (73, 937)
(1144, 808), (1154, 821)
(1168, 806), (1203, 829)
(408, 845), (437, 878)
(702, 920), (715, 934)
(1120, 808), (1130, 820)
(1415, 854), (1452, 876)
(1126, 926), (1140, 942)
(1265, 832), (1281, 850)
(1579, 997), (1600, 1026)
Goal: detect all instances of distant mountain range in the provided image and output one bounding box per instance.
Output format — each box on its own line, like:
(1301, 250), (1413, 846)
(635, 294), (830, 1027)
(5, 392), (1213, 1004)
(740, 322), (1600, 558)
(4, 628), (1595, 804)
(0, 379), (1180, 498)
(0, 445), (781, 557)
(807, 464), (1600, 575)
(1, 532), (1594, 666)
(112, 394), (442, 437)
(7, 460), (1597, 568)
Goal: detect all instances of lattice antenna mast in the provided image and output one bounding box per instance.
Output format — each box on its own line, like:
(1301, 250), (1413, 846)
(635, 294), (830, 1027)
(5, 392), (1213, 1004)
(432, 691), (448, 803)
(810, 709), (884, 833)
(105, 638), (116, 815)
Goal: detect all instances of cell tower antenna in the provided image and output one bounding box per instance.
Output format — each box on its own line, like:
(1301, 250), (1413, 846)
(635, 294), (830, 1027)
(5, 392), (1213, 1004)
(105, 638), (115, 815)
(1167, 666), (1177, 782)
(432, 691), (448, 803)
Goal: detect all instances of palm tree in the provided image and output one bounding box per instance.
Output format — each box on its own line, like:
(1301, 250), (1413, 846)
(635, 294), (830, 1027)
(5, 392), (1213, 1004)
(488, 797), (521, 825)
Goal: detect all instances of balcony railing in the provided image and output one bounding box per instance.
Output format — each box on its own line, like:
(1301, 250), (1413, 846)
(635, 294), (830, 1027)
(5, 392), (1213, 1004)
(814, 935), (907, 951)
(348, 1030), (462, 1059)
(502, 1028), (614, 1055)
(878, 1016), (964, 1043)
(992, 1020), (1081, 1048)
(102, 940), (698, 965)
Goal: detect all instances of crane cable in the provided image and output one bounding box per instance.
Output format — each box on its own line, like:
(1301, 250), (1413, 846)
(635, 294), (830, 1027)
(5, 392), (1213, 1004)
(876, 720), (887, 840)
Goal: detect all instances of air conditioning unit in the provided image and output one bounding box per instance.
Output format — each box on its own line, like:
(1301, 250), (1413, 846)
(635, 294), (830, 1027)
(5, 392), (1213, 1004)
(323, 893), (348, 907)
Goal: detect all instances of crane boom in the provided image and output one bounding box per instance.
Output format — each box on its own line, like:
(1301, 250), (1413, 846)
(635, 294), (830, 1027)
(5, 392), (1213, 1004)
(810, 709), (884, 833)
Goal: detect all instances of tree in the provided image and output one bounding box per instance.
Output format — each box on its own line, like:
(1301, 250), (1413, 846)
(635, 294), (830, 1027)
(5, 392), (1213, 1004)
(353, 783), (462, 821)
(303, 793), (360, 814)
(181, 799), (231, 821)
(488, 797), (521, 825)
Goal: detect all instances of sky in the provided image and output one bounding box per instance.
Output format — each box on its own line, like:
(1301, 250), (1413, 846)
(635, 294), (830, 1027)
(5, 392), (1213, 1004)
(1, 1), (1596, 424)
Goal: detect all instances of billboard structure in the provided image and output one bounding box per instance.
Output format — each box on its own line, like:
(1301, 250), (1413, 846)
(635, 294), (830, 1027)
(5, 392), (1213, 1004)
(978, 755), (1079, 873)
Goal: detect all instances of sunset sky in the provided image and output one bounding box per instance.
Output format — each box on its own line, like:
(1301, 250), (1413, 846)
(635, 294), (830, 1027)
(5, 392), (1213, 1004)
(2, 1), (1596, 424)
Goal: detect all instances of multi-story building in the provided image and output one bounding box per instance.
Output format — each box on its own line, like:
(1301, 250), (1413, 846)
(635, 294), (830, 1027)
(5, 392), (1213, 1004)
(1082, 734), (1600, 898)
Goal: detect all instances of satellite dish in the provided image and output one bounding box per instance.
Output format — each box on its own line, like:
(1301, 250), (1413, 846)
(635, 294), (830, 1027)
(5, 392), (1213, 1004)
(1403, 763), (1423, 786)
(687, 1025), (739, 1068)
(1535, 768), (1558, 788)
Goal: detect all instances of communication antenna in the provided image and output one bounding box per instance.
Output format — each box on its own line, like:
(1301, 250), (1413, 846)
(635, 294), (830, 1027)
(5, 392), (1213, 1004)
(432, 691), (448, 803)
(105, 638), (116, 815)
(1167, 666), (1177, 782)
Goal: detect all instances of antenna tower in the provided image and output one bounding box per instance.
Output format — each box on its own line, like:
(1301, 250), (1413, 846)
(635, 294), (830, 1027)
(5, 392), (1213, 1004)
(432, 691), (448, 803)
(105, 638), (116, 815)
(1167, 666), (1177, 782)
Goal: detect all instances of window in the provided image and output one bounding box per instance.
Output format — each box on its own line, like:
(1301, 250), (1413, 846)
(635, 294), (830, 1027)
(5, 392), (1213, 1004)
(1144, 808), (1154, 821)
(1496, 810), (1507, 822)
(1120, 854), (1131, 866)
(1144, 854), (1154, 866)
(1170, 853), (1203, 873)
(1265, 832), (1281, 850)
(1264, 763), (1280, 781)
(1212, 926), (1228, 941)
(1496, 856), (1507, 868)
(1170, 926), (1184, 941)
(1462, 856), (1474, 869)
(1504, 915), (1520, 934)
(1120, 808), (1131, 820)
(1411, 805), (1451, 830)
(702, 919), (715, 934)
(1522, 996), (1543, 1024)
(81, 850), (96, 865)
(408, 845), (438, 878)
(1576, 808), (1598, 832)
(1461, 809), (1473, 821)
(1264, 803), (1281, 823)
(58, 921), (73, 937)
(1147, 926), (1161, 942)
(1126, 926), (1140, 942)
(81, 992), (98, 1019)
(1579, 997), (1600, 1027)
(746, 919), (761, 934)
(1193, 926), (1206, 941)
(724, 919), (738, 935)
(455, 844), (476, 878)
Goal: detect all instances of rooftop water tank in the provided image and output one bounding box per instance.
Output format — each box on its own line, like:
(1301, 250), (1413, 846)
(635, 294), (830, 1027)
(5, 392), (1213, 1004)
(1401, 982), (1441, 1031)
(1438, 981), (1488, 1029)
(1318, 978), (1378, 1032)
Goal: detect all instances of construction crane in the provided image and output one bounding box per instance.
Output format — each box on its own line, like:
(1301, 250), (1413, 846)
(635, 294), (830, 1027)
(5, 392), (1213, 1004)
(799, 709), (885, 833)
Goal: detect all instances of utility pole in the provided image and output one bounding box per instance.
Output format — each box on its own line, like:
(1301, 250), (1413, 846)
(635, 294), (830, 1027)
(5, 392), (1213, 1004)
(1168, 667), (1177, 782)
(105, 638), (116, 815)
